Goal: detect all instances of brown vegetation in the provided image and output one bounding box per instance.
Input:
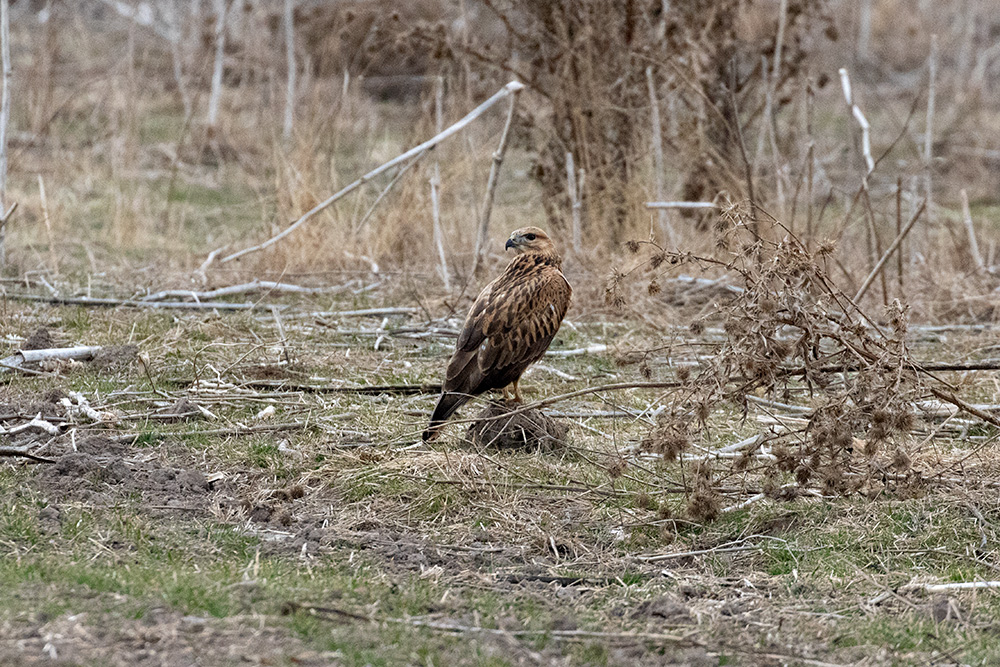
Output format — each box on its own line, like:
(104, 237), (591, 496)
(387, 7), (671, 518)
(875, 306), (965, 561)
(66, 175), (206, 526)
(3, 1), (1000, 664)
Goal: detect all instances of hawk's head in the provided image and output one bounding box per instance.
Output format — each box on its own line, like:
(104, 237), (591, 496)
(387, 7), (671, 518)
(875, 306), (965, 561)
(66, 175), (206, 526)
(505, 227), (558, 258)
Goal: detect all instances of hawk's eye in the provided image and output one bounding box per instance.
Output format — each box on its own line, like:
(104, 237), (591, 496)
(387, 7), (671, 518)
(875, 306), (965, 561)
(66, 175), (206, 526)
(525, 233), (536, 241)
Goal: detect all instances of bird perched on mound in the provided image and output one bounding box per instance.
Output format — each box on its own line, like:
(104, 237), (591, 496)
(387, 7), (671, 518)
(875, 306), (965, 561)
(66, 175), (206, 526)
(422, 227), (572, 441)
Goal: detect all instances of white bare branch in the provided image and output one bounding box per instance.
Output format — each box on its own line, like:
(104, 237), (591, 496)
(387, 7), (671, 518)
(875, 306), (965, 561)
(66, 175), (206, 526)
(221, 81), (526, 264)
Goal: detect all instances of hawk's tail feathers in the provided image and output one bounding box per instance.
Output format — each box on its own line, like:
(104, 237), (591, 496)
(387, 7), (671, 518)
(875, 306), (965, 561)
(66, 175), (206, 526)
(422, 392), (471, 441)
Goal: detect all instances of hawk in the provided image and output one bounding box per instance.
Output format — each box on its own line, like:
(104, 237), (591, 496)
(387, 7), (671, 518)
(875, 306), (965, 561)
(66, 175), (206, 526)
(422, 227), (572, 441)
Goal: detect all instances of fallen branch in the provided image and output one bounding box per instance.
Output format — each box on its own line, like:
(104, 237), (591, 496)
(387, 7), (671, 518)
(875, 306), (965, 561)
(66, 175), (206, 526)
(287, 603), (697, 645)
(0, 447), (54, 463)
(929, 387), (1000, 429)
(437, 381), (683, 432)
(471, 82), (523, 276)
(195, 246), (226, 282)
(960, 188), (986, 273)
(6, 413), (60, 435)
(778, 357), (1000, 377)
(839, 67), (875, 174)
(915, 399), (1000, 418)
(141, 280), (351, 302)
(505, 573), (638, 586)
(546, 344), (608, 357)
(0, 346), (102, 373)
(854, 198), (926, 302)
(637, 544), (762, 562)
(5, 294), (258, 310)
(223, 381), (443, 396)
(646, 201), (719, 210)
(354, 148), (428, 234)
(901, 580), (1000, 593)
(221, 81), (526, 264)
(112, 421), (308, 443)
(315, 307), (418, 318)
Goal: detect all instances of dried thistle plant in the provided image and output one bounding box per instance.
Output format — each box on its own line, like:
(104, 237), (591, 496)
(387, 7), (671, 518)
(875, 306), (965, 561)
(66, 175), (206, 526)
(623, 211), (952, 520)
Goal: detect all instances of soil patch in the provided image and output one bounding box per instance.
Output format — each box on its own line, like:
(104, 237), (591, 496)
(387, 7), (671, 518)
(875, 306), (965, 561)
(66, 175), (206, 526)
(90, 344), (139, 372)
(0, 606), (330, 666)
(34, 436), (217, 512)
(21, 328), (55, 351)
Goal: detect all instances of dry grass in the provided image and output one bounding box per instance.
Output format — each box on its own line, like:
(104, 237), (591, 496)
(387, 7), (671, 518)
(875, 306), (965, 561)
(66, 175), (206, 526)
(3, 295), (1000, 664)
(4, 2), (1000, 664)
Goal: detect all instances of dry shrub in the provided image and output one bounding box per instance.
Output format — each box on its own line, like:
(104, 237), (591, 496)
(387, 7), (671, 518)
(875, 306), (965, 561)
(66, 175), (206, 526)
(415, 0), (835, 242)
(626, 206), (950, 519)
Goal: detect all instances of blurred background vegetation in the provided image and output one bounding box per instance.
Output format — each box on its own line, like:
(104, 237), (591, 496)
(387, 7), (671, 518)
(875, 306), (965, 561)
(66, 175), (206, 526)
(3, 0), (999, 317)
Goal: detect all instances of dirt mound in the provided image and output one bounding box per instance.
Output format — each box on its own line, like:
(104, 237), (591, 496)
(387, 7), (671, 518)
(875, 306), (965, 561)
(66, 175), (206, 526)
(466, 401), (568, 451)
(0, 387), (68, 424)
(90, 344), (139, 371)
(237, 363), (308, 380)
(35, 436), (216, 511)
(21, 327), (55, 350)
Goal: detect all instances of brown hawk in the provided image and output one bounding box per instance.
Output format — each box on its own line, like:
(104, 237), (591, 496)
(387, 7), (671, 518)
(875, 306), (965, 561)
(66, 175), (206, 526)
(423, 227), (572, 441)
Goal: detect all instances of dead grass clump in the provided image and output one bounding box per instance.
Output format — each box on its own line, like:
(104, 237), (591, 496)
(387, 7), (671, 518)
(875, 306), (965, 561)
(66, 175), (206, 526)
(686, 462), (721, 522)
(466, 401), (567, 451)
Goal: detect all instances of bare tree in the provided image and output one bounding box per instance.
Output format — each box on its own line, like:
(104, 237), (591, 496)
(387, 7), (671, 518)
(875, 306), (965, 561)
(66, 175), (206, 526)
(206, 0), (229, 130)
(282, 0), (296, 142)
(168, 0), (192, 119)
(0, 0), (11, 267)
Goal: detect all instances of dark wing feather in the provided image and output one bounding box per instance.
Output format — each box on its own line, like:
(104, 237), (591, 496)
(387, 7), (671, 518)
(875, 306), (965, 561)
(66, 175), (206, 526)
(477, 268), (570, 377)
(450, 262), (570, 392)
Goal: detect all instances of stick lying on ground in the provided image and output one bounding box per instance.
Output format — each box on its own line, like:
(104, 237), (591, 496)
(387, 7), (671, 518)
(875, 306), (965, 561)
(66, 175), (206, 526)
(900, 581), (1000, 593)
(0, 447), (54, 463)
(141, 280), (352, 302)
(6, 294), (258, 310)
(285, 602), (698, 646)
(0, 346), (102, 373)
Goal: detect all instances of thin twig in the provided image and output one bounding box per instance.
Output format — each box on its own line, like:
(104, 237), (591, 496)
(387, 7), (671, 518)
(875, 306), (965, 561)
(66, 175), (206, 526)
(38, 174), (58, 276)
(353, 149), (428, 235)
(282, 0), (295, 142)
(0, 0), (10, 267)
(5, 294), (259, 310)
(141, 280), (350, 302)
(566, 151), (583, 255)
(430, 76), (450, 289)
(645, 66), (675, 247)
(470, 82), (523, 275)
(901, 580), (1000, 593)
(314, 307), (418, 318)
(854, 199), (926, 302)
(924, 34), (938, 224)
(0, 346), (102, 373)
(646, 202), (718, 210)
(112, 422), (308, 443)
(960, 188), (986, 272)
(839, 67), (874, 174)
(290, 603), (698, 645)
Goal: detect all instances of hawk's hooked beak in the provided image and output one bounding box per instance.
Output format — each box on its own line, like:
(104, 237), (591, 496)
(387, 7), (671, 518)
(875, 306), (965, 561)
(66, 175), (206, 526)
(505, 238), (517, 251)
